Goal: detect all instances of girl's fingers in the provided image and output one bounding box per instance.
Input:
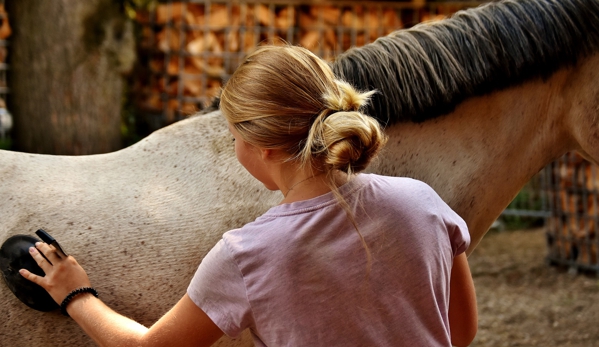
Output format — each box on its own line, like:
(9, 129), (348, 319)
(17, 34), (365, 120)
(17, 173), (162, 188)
(19, 268), (43, 286)
(28, 245), (53, 272)
(35, 242), (62, 263)
(20, 247), (92, 304)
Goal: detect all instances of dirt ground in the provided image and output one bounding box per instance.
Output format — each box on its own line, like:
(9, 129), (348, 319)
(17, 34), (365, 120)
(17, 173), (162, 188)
(468, 228), (599, 347)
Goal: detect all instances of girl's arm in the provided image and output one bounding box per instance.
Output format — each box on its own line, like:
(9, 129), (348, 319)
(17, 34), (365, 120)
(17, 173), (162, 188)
(67, 292), (223, 347)
(20, 242), (224, 347)
(448, 252), (478, 347)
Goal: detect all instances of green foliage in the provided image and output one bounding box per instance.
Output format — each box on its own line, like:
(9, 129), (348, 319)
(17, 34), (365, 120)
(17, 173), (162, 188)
(112, 0), (159, 147)
(120, 82), (149, 148)
(500, 214), (544, 231)
(118, 0), (157, 19)
(508, 188), (543, 210)
(500, 187), (545, 230)
(0, 136), (12, 150)
(121, 104), (155, 148)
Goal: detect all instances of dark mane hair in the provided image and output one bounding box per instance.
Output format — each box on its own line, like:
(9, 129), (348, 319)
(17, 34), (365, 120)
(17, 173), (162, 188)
(332, 0), (599, 125)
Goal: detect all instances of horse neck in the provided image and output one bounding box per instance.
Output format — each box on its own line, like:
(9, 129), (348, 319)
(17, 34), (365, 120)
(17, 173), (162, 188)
(372, 68), (575, 253)
(561, 53), (599, 163)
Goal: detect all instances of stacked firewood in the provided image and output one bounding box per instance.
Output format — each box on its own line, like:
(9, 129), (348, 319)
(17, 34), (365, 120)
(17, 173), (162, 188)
(0, 3), (11, 137)
(547, 152), (599, 267)
(133, 1), (451, 124)
(0, 3), (9, 62)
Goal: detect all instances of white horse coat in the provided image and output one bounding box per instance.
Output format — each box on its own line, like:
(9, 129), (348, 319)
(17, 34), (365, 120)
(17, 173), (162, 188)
(2, 0), (599, 345)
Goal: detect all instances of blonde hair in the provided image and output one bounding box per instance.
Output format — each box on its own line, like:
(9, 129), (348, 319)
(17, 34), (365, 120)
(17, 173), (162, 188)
(220, 45), (387, 177)
(220, 45), (387, 270)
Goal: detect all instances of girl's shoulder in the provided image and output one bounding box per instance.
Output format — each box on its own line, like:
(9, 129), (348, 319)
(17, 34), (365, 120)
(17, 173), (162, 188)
(361, 173), (439, 197)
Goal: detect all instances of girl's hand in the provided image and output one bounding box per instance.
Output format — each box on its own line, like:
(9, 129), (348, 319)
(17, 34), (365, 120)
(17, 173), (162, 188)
(19, 242), (92, 305)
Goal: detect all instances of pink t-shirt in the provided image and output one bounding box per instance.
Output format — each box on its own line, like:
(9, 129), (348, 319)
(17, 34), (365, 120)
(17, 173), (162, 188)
(188, 174), (470, 346)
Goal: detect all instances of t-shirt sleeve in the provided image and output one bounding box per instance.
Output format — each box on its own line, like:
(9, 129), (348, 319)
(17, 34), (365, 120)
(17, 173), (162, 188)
(429, 188), (470, 256)
(443, 205), (470, 256)
(446, 209), (470, 256)
(187, 239), (253, 338)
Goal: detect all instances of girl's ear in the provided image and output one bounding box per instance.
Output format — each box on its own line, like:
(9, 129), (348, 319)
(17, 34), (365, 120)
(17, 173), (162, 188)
(260, 148), (273, 161)
(260, 148), (289, 163)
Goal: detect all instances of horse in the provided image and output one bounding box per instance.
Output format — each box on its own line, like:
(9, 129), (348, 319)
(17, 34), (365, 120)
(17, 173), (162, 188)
(1, 0), (598, 345)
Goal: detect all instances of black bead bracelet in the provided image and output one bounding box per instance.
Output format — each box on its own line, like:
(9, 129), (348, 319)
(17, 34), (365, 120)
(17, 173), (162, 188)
(60, 287), (99, 317)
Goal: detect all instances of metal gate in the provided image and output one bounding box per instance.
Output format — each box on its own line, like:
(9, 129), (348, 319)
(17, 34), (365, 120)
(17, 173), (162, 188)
(499, 153), (599, 274)
(543, 153), (599, 273)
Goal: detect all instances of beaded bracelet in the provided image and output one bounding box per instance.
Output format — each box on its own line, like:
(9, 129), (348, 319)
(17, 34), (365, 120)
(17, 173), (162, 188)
(60, 287), (99, 317)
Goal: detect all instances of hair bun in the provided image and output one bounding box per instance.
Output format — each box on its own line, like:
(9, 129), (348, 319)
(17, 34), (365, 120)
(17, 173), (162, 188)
(319, 111), (387, 174)
(324, 80), (376, 113)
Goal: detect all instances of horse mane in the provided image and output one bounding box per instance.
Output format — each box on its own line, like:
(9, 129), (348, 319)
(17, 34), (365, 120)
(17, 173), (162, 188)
(198, 95), (220, 115)
(332, 0), (599, 125)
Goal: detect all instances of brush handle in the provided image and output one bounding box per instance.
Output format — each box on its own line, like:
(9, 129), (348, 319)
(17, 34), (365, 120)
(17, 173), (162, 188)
(35, 229), (68, 258)
(35, 229), (55, 244)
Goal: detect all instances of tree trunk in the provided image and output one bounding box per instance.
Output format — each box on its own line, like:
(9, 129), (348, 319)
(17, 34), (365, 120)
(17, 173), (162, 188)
(6, 0), (135, 154)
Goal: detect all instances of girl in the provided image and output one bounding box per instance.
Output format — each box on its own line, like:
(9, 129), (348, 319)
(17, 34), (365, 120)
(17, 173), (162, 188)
(21, 45), (477, 347)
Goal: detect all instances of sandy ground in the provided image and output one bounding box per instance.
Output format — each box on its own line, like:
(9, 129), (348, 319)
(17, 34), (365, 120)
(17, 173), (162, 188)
(468, 228), (599, 347)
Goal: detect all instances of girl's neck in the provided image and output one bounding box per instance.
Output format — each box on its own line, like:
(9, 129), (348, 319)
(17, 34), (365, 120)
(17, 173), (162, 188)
(283, 173), (324, 198)
(280, 170), (349, 204)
